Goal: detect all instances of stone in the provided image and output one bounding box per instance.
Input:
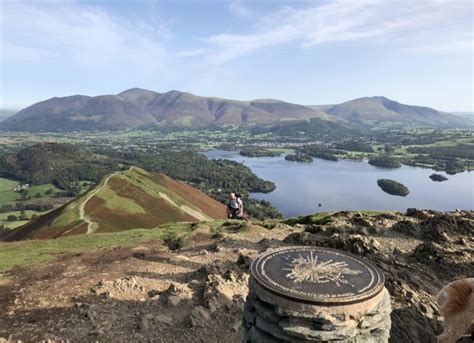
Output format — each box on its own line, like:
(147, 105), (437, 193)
(248, 326), (281, 343)
(138, 316), (151, 331)
(244, 247), (392, 342)
(232, 320), (241, 331)
(164, 283), (193, 307)
(255, 316), (304, 342)
(190, 306), (211, 327)
(252, 298), (281, 323)
(155, 315), (173, 325)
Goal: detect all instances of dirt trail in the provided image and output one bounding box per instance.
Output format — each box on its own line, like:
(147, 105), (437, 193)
(0, 221), (299, 342)
(1, 210), (472, 342)
(80, 172), (118, 234)
(159, 192), (211, 221)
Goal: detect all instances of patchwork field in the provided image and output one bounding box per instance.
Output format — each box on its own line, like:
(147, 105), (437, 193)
(2, 167), (226, 240)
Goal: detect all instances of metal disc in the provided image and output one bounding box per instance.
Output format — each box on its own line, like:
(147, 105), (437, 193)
(250, 246), (385, 305)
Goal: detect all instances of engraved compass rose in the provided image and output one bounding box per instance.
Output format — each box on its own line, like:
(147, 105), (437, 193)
(283, 251), (363, 287)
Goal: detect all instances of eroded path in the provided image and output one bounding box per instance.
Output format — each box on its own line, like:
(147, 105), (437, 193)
(80, 172), (118, 234)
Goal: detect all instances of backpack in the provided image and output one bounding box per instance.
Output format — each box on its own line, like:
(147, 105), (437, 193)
(229, 199), (240, 209)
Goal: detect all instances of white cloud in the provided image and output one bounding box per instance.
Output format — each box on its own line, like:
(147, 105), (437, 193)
(176, 48), (207, 58)
(201, 0), (474, 64)
(0, 0), (168, 69)
(229, 1), (253, 18)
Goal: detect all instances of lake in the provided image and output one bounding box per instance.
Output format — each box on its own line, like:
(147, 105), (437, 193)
(203, 150), (474, 217)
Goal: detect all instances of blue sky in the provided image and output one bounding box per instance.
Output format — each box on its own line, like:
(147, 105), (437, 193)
(0, 0), (473, 111)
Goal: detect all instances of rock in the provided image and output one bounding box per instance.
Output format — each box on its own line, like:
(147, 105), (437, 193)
(236, 253), (252, 269)
(252, 299), (281, 323)
(411, 242), (445, 263)
(232, 320), (241, 331)
(138, 316), (151, 331)
(203, 270), (249, 313)
(163, 283), (193, 307)
(190, 306), (211, 327)
(155, 315), (173, 325)
(393, 247), (403, 256)
(272, 223), (292, 231)
(406, 208), (419, 216)
(391, 220), (420, 236)
(323, 233), (381, 256)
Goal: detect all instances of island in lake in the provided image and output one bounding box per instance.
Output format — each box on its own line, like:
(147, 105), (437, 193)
(239, 147), (281, 158)
(285, 153), (313, 163)
(368, 155), (402, 168)
(429, 173), (448, 182)
(377, 179), (409, 196)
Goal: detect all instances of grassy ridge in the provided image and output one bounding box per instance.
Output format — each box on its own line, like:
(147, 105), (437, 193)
(0, 225), (190, 272)
(0, 210), (397, 273)
(3, 167), (226, 240)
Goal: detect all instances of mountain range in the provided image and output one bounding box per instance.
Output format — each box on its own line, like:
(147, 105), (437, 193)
(0, 88), (466, 131)
(2, 167), (226, 240)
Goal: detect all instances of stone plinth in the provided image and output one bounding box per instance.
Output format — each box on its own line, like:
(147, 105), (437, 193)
(242, 246), (392, 342)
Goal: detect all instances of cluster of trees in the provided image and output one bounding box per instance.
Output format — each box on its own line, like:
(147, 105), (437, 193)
(405, 144), (473, 173)
(377, 179), (409, 196)
(0, 143), (118, 191)
(239, 147), (281, 158)
(284, 153), (313, 163)
(333, 140), (374, 152)
(250, 118), (360, 140)
(298, 144), (339, 161)
(407, 144), (474, 160)
(429, 173), (448, 182)
(0, 203), (54, 213)
(368, 155), (402, 168)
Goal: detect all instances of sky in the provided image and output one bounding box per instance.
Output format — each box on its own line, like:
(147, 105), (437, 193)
(0, 0), (473, 112)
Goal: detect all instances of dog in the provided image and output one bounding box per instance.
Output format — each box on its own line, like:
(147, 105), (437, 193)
(437, 278), (474, 343)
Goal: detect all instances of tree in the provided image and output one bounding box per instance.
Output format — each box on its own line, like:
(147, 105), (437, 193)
(7, 215), (18, 222)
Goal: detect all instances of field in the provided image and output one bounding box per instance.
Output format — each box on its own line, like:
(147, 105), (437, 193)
(0, 177), (90, 231)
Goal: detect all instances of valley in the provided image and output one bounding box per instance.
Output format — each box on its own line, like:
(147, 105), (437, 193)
(2, 1), (473, 341)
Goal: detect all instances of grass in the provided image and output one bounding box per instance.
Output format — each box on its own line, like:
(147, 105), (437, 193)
(0, 224), (193, 272)
(95, 183), (145, 214)
(0, 177), (20, 203)
(0, 210), (44, 230)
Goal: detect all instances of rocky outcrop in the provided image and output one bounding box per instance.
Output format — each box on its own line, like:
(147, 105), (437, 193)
(1, 210), (472, 342)
(244, 278), (392, 342)
(281, 210), (474, 342)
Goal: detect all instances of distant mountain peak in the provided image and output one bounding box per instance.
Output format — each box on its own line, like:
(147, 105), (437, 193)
(0, 89), (467, 132)
(327, 96), (464, 126)
(2, 88), (331, 131)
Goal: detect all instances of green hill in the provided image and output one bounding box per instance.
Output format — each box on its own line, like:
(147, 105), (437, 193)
(326, 96), (466, 127)
(1, 167), (226, 240)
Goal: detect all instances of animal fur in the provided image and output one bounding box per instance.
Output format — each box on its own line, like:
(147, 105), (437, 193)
(437, 278), (474, 343)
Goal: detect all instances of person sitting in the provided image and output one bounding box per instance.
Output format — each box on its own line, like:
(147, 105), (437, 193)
(227, 192), (243, 219)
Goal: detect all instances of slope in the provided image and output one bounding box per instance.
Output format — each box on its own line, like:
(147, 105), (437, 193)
(2, 167), (226, 240)
(1, 88), (333, 131)
(326, 96), (465, 126)
(0, 210), (472, 342)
